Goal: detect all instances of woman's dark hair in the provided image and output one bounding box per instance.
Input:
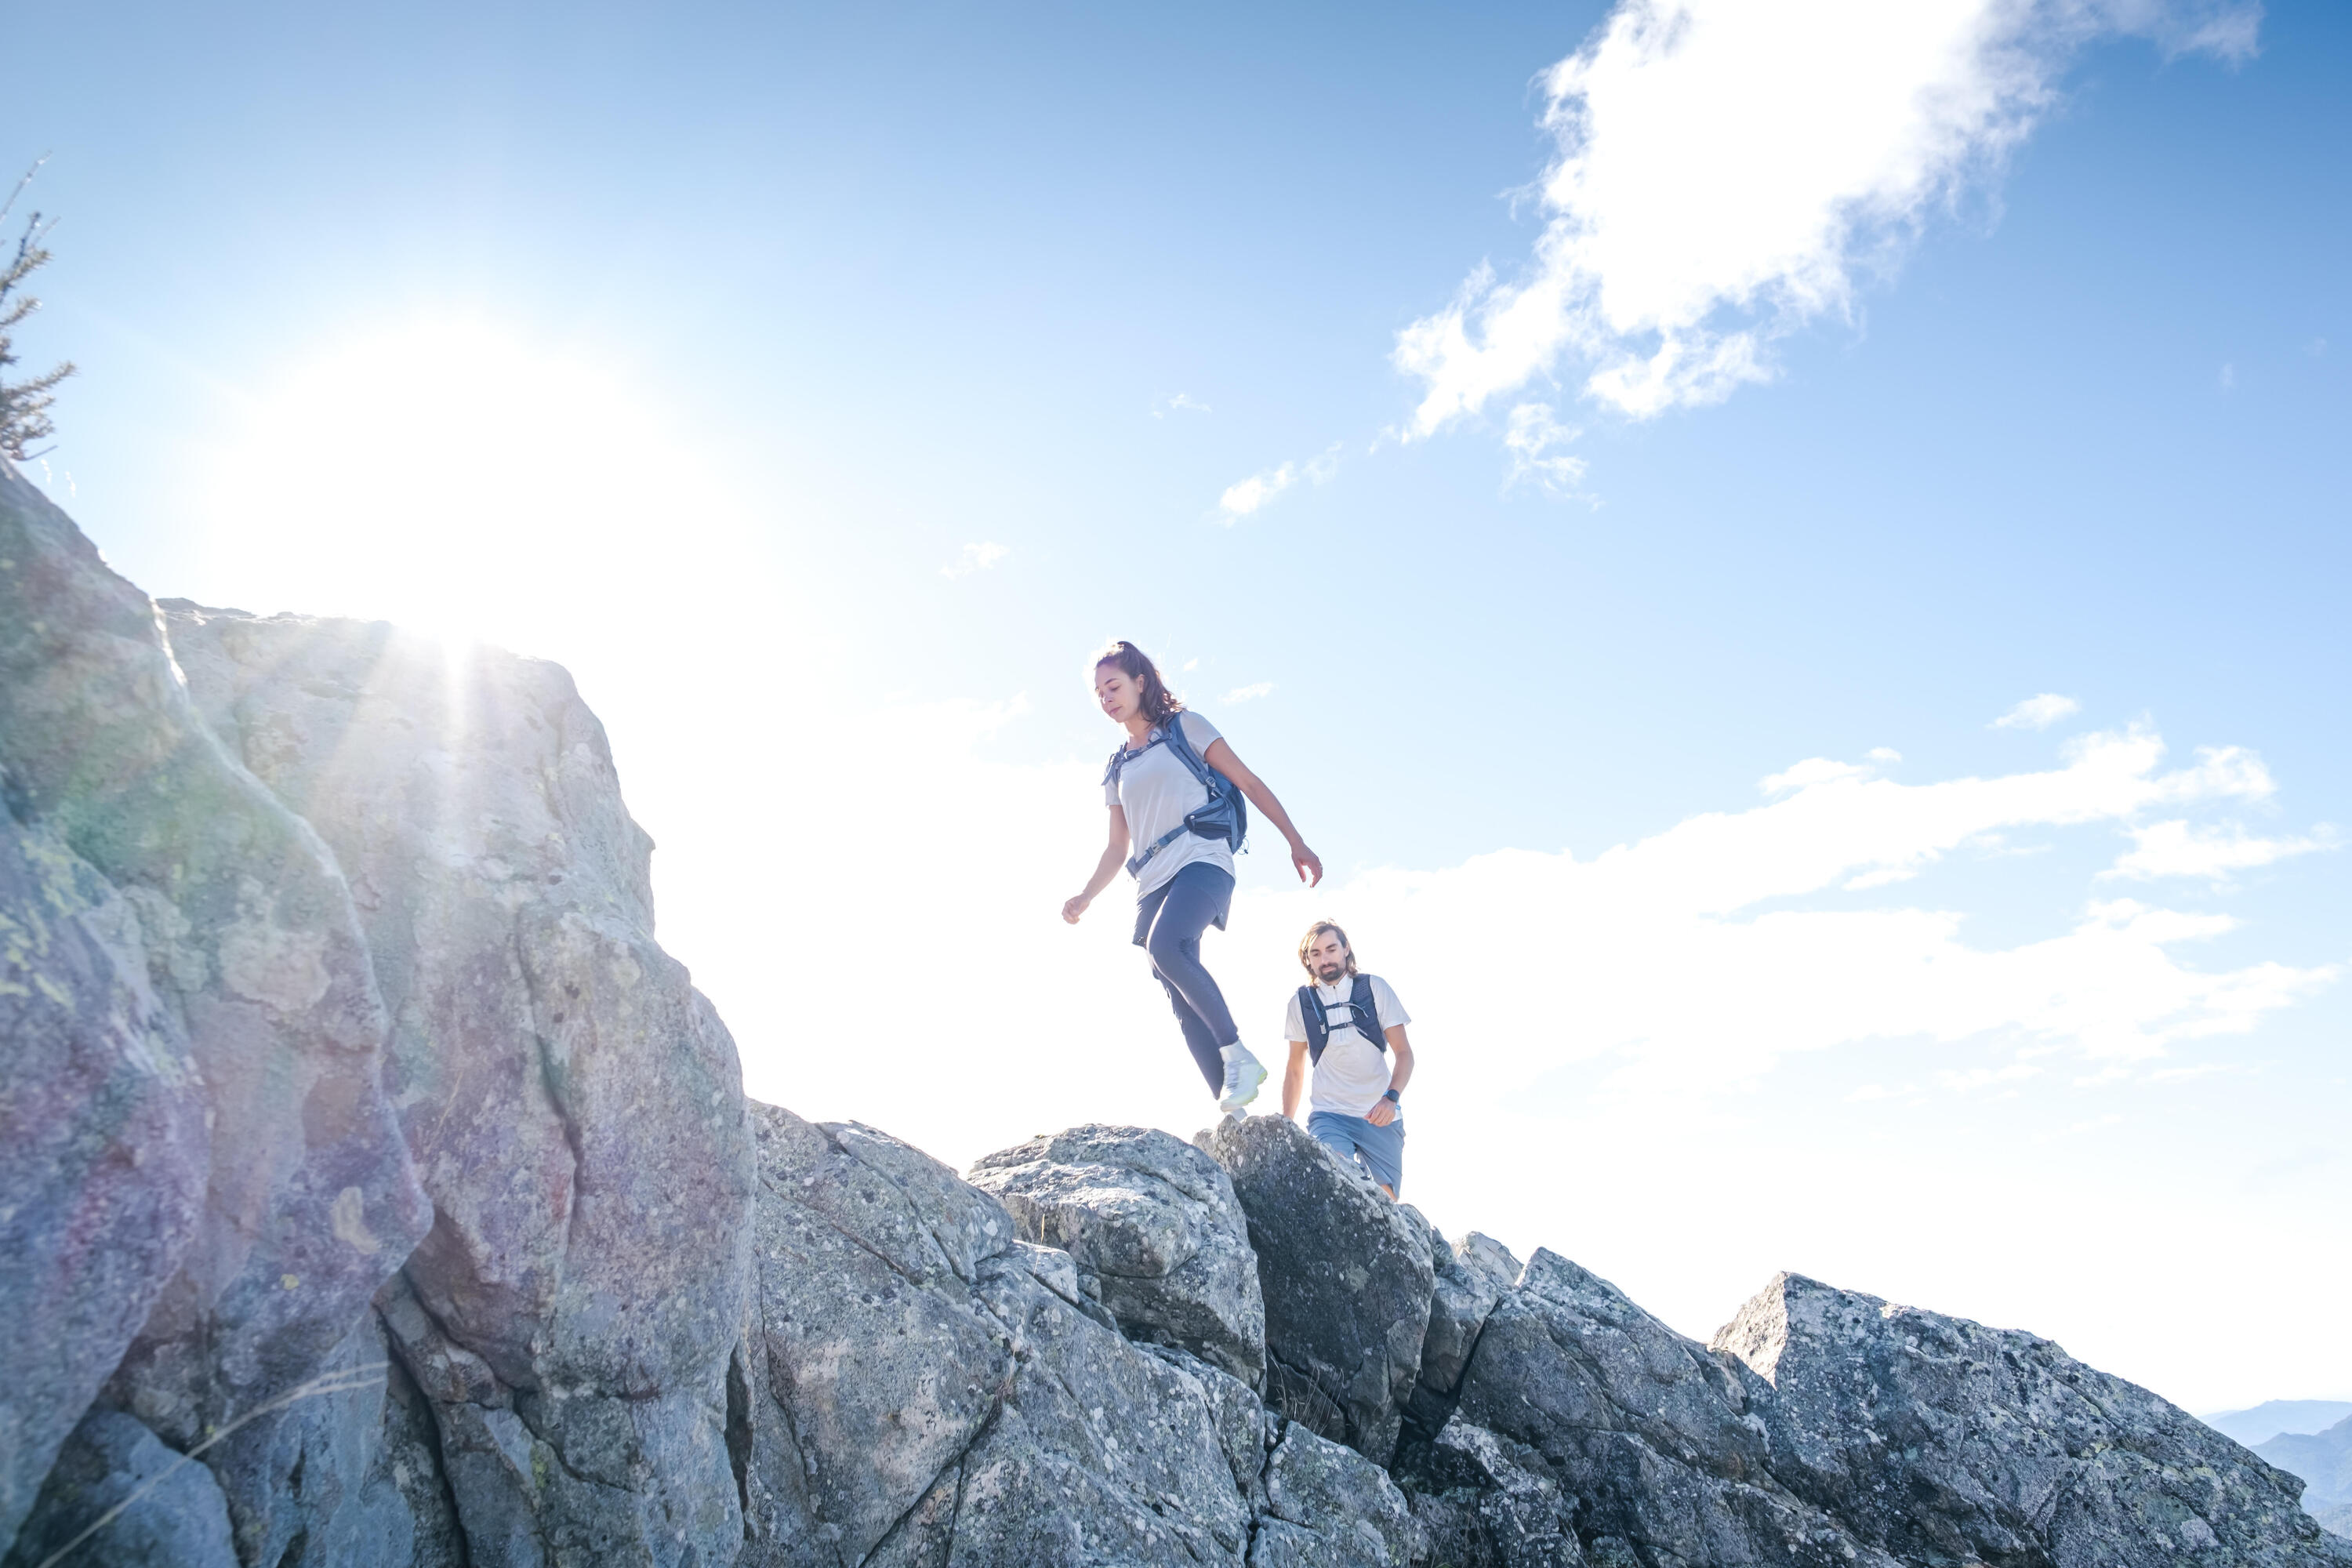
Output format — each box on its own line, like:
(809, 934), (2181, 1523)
(1093, 640), (1183, 724)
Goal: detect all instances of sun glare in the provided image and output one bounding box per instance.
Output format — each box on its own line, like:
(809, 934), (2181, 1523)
(197, 314), (737, 659)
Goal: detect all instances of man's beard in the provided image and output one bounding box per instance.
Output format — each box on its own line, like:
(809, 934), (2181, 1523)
(1316, 964), (1347, 982)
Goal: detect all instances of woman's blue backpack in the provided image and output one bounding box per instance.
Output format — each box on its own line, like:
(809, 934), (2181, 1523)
(1104, 714), (1250, 879)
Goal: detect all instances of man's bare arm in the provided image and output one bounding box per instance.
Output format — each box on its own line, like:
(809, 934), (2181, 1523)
(1283, 1040), (1310, 1120)
(1365, 1025), (1414, 1127)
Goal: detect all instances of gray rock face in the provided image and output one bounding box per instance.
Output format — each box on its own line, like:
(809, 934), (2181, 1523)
(166, 603), (759, 1568)
(1250, 1421), (1417, 1568)
(2261, 1414), (2352, 1513)
(0, 809), (206, 1553)
(1456, 1250), (1902, 1568)
(742, 1102), (1253, 1567)
(13, 467), (2349, 1568)
(1407, 1229), (1520, 1440)
(0, 464), (430, 1559)
(1202, 1115), (1435, 1467)
(1, 1410), (238, 1568)
(1716, 1271), (2352, 1568)
(1396, 1416), (1583, 1568)
(969, 1124), (1265, 1386)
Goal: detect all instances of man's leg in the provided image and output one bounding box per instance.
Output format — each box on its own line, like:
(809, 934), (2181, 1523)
(1303, 1110), (1386, 1196)
(1350, 1116), (1405, 1200)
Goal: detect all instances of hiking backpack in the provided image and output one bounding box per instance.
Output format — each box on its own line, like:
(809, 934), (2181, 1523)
(1297, 975), (1387, 1065)
(1103, 714), (1250, 879)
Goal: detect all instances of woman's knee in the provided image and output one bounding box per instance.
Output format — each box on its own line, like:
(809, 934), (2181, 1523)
(1145, 925), (1199, 972)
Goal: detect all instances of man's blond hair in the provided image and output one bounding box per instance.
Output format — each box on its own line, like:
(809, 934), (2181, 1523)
(1298, 920), (1357, 978)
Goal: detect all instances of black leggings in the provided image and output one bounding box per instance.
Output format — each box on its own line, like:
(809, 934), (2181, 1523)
(1132, 862), (1240, 1094)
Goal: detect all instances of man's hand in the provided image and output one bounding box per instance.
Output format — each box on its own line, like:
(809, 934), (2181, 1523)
(1062, 893), (1092, 924)
(1292, 843), (1323, 887)
(1365, 1097), (1397, 1127)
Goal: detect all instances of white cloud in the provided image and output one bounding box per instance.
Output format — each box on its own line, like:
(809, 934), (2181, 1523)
(1153, 392), (1212, 418)
(942, 541), (1011, 578)
(1221, 681), (1275, 704)
(1994, 692), (2081, 729)
(1214, 444), (1341, 522)
(2219, 362), (2237, 392)
(2107, 819), (2336, 881)
(1867, 747), (1903, 763)
(1394, 0), (2259, 430)
(1502, 403), (1590, 495)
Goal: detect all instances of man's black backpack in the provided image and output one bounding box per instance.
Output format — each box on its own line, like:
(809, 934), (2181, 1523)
(1297, 975), (1387, 1064)
(1103, 714), (1250, 880)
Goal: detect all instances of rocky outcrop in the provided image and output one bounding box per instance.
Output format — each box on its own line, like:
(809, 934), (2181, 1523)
(165, 603), (758, 1568)
(1717, 1270), (2343, 1566)
(1457, 1249), (1898, 1567)
(739, 1104), (1254, 1566)
(6, 465), (2347, 1568)
(968, 1124), (1265, 1386)
(1202, 1113), (1436, 1467)
(0, 463), (430, 1560)
(1406, 1229), (1520, 1441)
(1395, 1416), (1582, 1568)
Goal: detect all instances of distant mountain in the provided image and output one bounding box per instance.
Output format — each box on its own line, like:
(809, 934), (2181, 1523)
(2207, 1400), (2352, 1448)
(2259, 1416), (2352, 1512)
(2320, 1504), (2352, 1543)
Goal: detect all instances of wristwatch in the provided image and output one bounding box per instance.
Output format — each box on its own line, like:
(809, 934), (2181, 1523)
(1381, 1088), (1401, 1105)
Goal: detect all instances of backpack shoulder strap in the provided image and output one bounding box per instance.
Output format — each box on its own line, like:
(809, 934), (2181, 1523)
(1349, 975), (1388, 1051)
(1298, 984), (1332, 1065)
(1158, 712), (1218, 787)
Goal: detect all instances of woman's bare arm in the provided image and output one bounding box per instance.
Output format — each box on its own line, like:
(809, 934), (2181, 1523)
(1203, 738), (1322, 887)
(1062, 805), (1131, 923)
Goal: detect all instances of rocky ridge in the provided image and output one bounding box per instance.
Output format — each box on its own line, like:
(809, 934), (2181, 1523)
(3, 459), (2347, 1566)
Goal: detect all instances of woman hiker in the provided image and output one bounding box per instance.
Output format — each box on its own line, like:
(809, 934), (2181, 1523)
(1062, 641), (1323, 1112)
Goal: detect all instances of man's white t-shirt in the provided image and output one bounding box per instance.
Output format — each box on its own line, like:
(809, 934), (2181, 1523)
(1105, 710), (1235, 899)
(1283, 974), (1410, 1118)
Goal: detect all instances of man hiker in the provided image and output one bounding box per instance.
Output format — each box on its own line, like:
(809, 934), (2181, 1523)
(1282, 920), (1414, 1199)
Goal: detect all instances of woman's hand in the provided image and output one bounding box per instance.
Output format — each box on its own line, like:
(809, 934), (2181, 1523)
(1365, 1098), (1397, 1128)
(1062, 893), (1093, 924)
(1292, 843), (1323, 887)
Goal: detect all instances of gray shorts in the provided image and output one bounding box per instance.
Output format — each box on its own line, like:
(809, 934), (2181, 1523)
(1306, 1109), (1404, 1196)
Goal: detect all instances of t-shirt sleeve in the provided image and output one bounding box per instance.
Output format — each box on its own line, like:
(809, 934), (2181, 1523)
(1177, 710), (1222, 753)
(1283, 990), (1306, 1044)
(1371, 976), (1410, 1030)
(1104, 769), (1120, 809)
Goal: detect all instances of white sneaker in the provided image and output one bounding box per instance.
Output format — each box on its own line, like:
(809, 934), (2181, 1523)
(1218, 1048), (1267, 1113)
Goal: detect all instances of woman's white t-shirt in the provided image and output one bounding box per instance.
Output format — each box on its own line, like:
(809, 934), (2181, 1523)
(1105, 710), (1235, 899)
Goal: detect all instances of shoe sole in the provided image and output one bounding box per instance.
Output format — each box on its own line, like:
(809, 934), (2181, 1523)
(1218, 1064), (1266, 1114)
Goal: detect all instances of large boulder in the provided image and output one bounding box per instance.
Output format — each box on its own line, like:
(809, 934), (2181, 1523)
(0, 1410), (238, 1568)
(1454, 1250), (1901, 1568)
(0, 810), (205, 1555)
(1248, 1421), (1418, 1568)
(1201, 1115), (1435, 1466)
(1396, 1415), (1583, 1568)
(742, 1102), (1253, 1567)
(0, 465), (429, 1559)
(969, 1124), (1265, 1386)
(166, 604), (759, 1568)
(1406, 1229), (1521, 1440)
(1716, 1270), (2352, 1567)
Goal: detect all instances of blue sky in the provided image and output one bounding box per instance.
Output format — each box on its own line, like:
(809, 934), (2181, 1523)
(9, 0), (2347, 1414)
